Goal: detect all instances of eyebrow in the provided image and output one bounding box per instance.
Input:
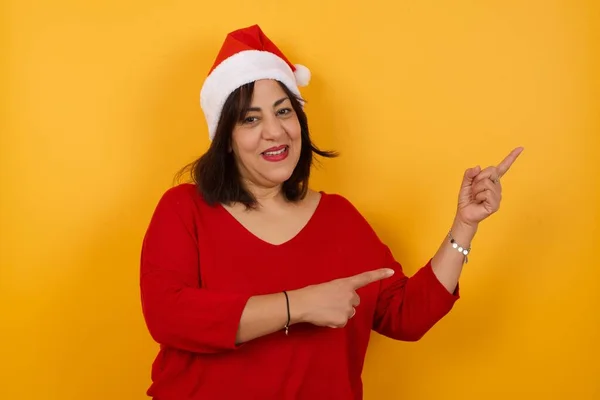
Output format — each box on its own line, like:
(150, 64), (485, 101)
(246, 97), (290, 112)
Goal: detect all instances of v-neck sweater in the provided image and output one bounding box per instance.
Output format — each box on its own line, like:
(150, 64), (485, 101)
(140, 183), (459, 399)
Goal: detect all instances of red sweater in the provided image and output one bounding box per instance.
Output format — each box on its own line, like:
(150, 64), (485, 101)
(140, 183), (459, 399)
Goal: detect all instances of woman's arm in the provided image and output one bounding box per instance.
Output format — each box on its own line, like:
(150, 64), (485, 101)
(140, 188), (299, 353)
(432, 147), (524, 292)
(370, 218), (474, 342)
(234, 292), (292, 344)
(430, 218), (477, 294)
(373, 148), (523, 341)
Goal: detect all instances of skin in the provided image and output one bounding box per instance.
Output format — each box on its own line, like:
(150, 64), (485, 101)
(225, 79), (524, 344)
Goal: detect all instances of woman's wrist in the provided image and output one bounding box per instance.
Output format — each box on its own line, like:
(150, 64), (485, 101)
(450, 216), (478, 247)
(286, 289), (308, 325)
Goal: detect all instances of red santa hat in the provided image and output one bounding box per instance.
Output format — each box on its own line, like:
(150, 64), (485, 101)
(200, 24), (310, 140)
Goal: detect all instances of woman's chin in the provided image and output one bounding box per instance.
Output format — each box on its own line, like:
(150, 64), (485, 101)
(257, 168), (295, 186)
(267, 172), (294, 185)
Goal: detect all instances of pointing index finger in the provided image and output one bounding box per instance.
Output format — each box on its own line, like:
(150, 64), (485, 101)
(346, 268), (395, 290)
(496, 147), (524, 178)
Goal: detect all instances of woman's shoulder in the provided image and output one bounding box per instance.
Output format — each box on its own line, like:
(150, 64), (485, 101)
(151, 183), (215, 215)
(319, 190), (369, 224)
(320, 190), (359, 210)
(159, 182), (199, 201)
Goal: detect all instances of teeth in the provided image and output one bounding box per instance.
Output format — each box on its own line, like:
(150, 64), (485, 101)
(264, 147), (286, 156)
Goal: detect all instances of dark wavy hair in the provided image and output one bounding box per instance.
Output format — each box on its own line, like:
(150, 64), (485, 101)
(175, 80), (338, 208)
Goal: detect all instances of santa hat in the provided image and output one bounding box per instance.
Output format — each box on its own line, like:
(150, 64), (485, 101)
(200, 24), (310, 140)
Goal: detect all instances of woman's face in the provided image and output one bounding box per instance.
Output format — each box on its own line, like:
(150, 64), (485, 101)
(230, 79), (302, 190)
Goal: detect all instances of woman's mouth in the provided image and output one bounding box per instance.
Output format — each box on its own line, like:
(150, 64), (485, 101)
(261, 145), (289, 162)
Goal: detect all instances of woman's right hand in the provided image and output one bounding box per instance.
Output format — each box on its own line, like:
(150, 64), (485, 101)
(288, 268), (395, 328)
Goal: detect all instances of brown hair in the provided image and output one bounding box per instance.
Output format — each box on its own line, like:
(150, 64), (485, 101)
(175, 80), (338, 208)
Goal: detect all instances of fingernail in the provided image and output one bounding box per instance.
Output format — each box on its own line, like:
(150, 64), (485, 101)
(384, 269), (395, 276)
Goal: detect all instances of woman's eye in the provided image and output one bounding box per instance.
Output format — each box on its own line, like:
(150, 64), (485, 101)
(277, 108), (292, 116)
(243, 116), (258, 124)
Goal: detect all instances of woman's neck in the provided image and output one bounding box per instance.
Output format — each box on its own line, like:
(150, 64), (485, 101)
(242, 179), (286, 209)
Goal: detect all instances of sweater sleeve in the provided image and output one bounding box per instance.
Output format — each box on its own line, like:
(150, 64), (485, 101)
(372, 245), (460, 341)
(139, 187), (250, 353)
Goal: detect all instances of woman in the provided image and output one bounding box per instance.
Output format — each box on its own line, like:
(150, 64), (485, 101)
(140, 24), (523, 399)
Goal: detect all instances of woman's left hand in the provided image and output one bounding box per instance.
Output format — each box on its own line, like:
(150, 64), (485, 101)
(455, 147), (524, 228)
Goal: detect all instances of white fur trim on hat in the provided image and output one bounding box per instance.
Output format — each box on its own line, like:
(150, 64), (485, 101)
(200, 50), (303, 141)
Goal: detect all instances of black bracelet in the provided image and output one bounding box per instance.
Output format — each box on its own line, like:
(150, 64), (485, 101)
(283, 291), (290, 335)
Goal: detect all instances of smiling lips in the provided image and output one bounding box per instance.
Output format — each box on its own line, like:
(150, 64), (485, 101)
(261, 145), (289, 162)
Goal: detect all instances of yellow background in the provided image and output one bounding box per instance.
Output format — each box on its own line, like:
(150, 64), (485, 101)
(2, 0), (599, 399)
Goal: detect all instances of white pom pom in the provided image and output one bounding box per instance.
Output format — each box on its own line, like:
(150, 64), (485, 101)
(294, 64), (311, 86)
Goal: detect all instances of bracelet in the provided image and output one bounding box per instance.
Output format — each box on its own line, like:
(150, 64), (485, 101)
(283, 291), (291, 335)
(448, 230), (471, 263)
